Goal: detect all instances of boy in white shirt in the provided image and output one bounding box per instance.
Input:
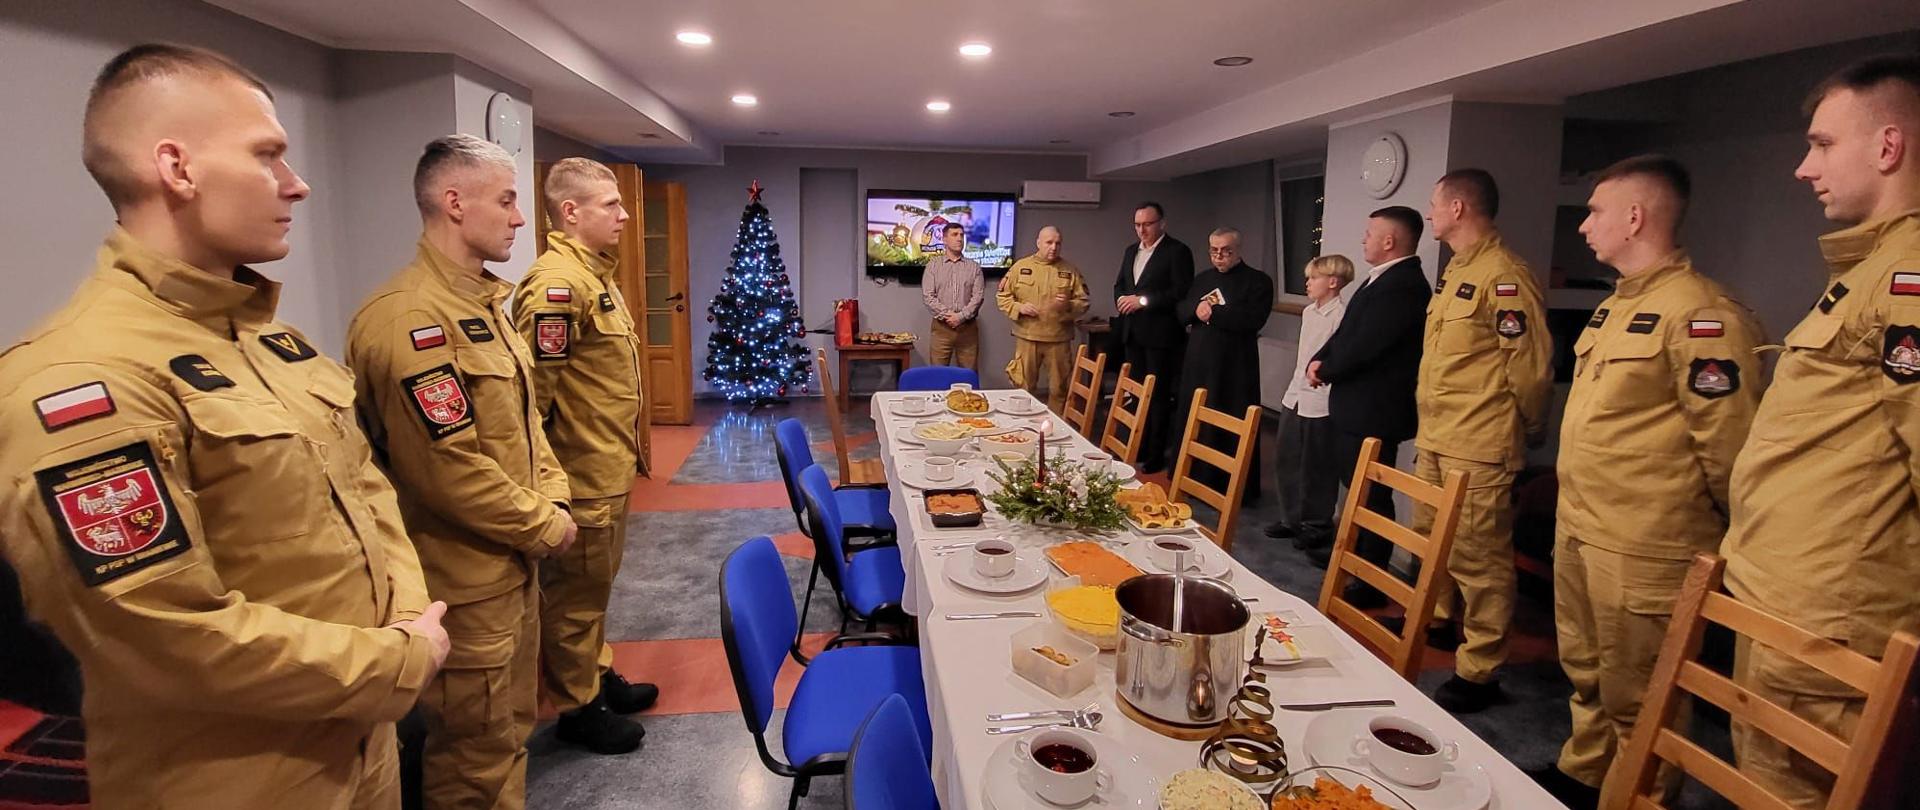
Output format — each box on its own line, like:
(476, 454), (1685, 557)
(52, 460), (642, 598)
(1266, 255), (1353, 543)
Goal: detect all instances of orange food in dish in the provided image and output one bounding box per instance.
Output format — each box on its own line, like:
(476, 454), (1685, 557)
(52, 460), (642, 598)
(1044, 541), (1142, 587)
(927, 492), (982, 513)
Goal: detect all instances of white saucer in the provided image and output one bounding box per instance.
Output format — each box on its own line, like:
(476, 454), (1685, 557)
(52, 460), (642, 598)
(1301, 712), (1492, 810)
(982, 730), (1158, 809)
(900, 466), (977, 490)
(942, 551), (1047, 594)
(1122, 535), (1231, 580)
(999, 399), (1050, 417)
(894, 427), (926, 447)
(890, 399), (940, 418)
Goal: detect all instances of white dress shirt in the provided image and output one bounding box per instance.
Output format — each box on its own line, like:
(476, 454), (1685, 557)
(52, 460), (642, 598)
(1131, 236), (1162, 284)
(1280, 295), (1345, 417)
(1363, 253), (1415, 288)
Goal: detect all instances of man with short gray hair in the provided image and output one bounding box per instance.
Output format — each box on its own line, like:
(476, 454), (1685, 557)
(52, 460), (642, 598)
(348, 133), (576, 810)
(996, 225), (1088, 411)
(1176, 227), (1274, 501)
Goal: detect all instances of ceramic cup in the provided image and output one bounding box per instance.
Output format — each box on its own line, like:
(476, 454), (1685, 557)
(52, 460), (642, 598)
(973, 537), (1017, 579)
(1079, 451), (1114, 475)
(1011, 393), (1035, 411)
(903, 396), (930, 415)
(1147, 536), (1198, 572)
(949, 382), (974, 393)
(1015, 728), (1112, 805)
(1350, 715), (1458, 787)
(924, 455), (957, 482)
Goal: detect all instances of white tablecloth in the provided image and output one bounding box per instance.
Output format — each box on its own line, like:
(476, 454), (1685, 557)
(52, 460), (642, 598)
(867, 390), (1563, 810)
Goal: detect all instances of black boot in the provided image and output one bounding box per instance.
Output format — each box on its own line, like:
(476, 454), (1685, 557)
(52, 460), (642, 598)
(1524, 766), (1599, 810)
(601, 670), (660, 715)
(554, 694), (644, 755)
(1432, 675), (1503, 714)
(1263, 521), (1297, 540)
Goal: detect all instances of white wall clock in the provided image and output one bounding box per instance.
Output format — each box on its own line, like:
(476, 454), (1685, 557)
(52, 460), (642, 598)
(1361, 132), (1407, 199)
(486, 91), (524, 155)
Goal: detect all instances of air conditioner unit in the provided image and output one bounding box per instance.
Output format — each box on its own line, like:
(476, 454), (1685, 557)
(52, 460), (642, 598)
(1019, 180), (1101, 209)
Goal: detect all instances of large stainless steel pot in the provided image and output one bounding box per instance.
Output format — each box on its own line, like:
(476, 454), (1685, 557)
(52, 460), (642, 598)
(1114, 574), (1250, 726)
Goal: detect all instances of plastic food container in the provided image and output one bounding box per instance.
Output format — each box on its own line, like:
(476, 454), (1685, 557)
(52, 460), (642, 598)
(1010, 622), (1098, 698)
(924, 488), (985, 528)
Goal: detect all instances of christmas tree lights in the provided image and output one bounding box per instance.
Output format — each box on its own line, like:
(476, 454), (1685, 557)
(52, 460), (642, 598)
(703, 181), (810, 403)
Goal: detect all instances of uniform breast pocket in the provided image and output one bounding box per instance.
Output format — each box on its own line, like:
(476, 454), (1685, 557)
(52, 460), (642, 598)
(452, 347), (524, 445)
(591, 308), (633, 339)
(180, 393), (324, 543)
(1594, 338), (1668, 411)
(1437, 296), (1492, 355)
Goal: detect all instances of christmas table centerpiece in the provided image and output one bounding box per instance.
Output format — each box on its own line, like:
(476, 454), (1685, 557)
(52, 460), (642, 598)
(984, 421), (1126, 531)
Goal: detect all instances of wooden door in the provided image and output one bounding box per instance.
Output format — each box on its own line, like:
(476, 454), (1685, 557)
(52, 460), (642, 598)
(641, 180), (693, 425)
(530, 160), (654, 470)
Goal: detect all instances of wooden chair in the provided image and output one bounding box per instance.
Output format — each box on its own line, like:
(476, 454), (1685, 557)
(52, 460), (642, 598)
(1098, 363), (1155, 466)
(1060, 345), (1106, 436)
(1608, 554), (1920, 810)
(814, 349), (885, 486)
(1315, 437), (1467, 682)
(1167, 388), (1261, 551)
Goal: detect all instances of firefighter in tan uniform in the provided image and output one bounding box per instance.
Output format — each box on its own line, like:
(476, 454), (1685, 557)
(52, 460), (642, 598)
(510, 158), (653, 755)
(1411, 169), (1553, 714)
(1532, 157), (1767, 810)
(0, 45), (450, 809)
(347, 135), (577, 810)
(1719, 57), (1920, 809)
(997, 226), (1089, 412)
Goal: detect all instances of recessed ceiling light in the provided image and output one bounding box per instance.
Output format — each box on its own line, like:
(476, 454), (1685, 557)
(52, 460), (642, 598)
(758, 131), (781, 136)
(1049, 139), (1071, 144)
(958, 42), (992, 58)
(676, 31), (712, 46)
(731, 94), (758, 107)
(1213, 56), (1253, 67)
(1108, 111), (1135, 118)
(926, 100), (952, 113)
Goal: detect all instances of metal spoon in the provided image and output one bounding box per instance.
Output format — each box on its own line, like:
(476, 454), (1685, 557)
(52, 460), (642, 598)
(985, 711), (1104, 735)
(987, 702), (1099, 723)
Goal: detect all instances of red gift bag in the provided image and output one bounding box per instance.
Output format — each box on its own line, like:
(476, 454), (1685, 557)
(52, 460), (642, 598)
(833, 299), (858, 347)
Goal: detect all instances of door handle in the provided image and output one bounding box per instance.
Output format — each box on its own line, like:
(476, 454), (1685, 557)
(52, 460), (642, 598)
(665, 292), (685, 302)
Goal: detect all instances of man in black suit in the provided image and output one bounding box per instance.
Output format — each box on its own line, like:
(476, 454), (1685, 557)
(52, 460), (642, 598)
(1293, 207), (1429, 606)
(1113, 202), (1196, 472)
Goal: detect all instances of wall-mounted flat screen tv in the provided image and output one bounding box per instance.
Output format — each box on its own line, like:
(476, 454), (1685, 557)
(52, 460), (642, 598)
(865, 190), (1017, 283)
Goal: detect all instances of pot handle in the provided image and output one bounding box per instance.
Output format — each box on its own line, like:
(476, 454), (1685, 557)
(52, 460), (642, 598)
(1120, 619), (1186, 646)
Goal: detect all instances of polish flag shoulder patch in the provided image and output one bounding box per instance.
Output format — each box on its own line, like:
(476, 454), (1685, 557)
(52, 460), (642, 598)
(546, 286), (573, 303)
(1495, 283), (1519, 297)
(1688, 320), (1725, 338)
(410, 325), (447, 351)
(1890, 272), (1920, 296)
(35, 382), (117, 432)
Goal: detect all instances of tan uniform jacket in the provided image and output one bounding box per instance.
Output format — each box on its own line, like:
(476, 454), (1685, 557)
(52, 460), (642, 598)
(510, 232), (645, 496)
(347, 238), (570, 605)
(0, 229), (435, 808)
(1416, 234), (1554, 467)
(1558, 254), (1766, 560)
(996, 254), (1089, 342)
(1723, 210), (1920, 669)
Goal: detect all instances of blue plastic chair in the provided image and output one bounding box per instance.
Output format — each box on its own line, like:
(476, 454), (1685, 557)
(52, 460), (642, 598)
(799, 464), (906, 632)
(847, 693), (938, 810)
(720, 537), (931, 810)
(775, 419), (897, 658)
(898, 365), (980, 391)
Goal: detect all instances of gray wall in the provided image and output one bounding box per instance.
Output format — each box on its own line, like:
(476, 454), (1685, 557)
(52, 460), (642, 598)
(1322, 100), (1456, 294)
(1447, 102), (1565, 285)
(536, 126), (627, 165)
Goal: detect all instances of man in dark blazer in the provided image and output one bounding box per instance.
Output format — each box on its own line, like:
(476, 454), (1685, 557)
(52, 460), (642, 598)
(1113, 202), (1196, 472)
(1295, 207), (1430, 607)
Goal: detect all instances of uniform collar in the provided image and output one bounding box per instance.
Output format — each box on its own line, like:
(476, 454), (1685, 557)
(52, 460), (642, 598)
(1022, 252), (1062, 267)
(1450, 233), (1504, 267)
(414, 236), (509, 303)
(102, 226), (279, 326)
(1819, 209), (1920, 276)
(545, 230), (617, 279)
(1611, 251), (1692, 299)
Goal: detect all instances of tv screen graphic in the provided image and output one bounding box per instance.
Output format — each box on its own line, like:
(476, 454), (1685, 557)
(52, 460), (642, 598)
(865, 191), (1017, 278)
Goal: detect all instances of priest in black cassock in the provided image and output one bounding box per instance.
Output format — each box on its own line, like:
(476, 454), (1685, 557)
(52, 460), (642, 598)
(1177, 227), (1274, 501)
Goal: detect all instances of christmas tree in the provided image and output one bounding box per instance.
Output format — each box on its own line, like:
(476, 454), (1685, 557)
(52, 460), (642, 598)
(703, 181), (810, 403)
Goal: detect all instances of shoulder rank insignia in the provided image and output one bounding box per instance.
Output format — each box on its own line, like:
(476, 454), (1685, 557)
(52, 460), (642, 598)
(1587, 308), (1610, 329)
(1891, 273), (1920, 296)
(1495, 309), (1526, 338)
(1884, 326), (1920, 384)
(260, 331), (316, 362)
(34, 382), (116, 432)
(1688, 320), (1724, 338)
(1455, 282), (1477, 300)
(1818, 282), (1849, 313)
(599, 293), (617, 312)
(169, 355), (235, 392)
(410, 325), (447, 351)
(534, 312), (570, 361)
(1689, 358), (1740, 399)
(402, 365), (474, 439)
(36, 441), (191, 586)
(459, 318), (495, 343)
(1627, 313), (1662, 334)
(546, 286), (572, 303)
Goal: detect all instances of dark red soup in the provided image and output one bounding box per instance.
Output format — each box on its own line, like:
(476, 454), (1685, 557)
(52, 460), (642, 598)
(1372, 727), (1437, 755)
(1033, 743), (1095, 773)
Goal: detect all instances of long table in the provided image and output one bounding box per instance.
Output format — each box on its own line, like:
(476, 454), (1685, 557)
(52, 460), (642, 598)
(869, 389), (1563, 810)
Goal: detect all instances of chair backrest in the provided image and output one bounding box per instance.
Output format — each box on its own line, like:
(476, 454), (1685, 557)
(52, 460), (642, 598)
(1098, 363), (1155, 465)
(847, 693), (937, 810)
(1061, 345), (1107, 436)
(1608, 554), (1920, 810)
(798, 464), (853, 587)
(1316, 437), (1467, 682)
(813, 349), (859, 484)
(773, 418), (815, 534)
(719, 536), (799, 736)
(1168, 388), (1261, 550)
(898, 365), (980, 391)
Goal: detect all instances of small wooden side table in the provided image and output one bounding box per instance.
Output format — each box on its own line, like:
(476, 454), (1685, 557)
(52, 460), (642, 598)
(836, 343), (912, 411)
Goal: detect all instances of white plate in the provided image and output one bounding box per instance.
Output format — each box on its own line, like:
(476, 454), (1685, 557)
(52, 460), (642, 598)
(982, 730), (1159, 810)
(1125, 514), (1202, 536)
(889, 397), (941, 417)
(900, 466), (977, 490)
(1301, 712), (1492, 810)
(893, 427), (927, 447)
(1280, 766), (1416, 810)
(998, 398), (1050, 417)
(1122, 535), (1231, 580)
(1246, 613), (1347, 667)
(942, 550), (1048, 594)
(947, 402), (996, 417)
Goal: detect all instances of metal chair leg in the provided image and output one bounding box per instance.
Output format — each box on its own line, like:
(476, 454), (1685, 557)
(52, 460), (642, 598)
(791, 561), (821, 664)
(787, 775), (811, 810)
